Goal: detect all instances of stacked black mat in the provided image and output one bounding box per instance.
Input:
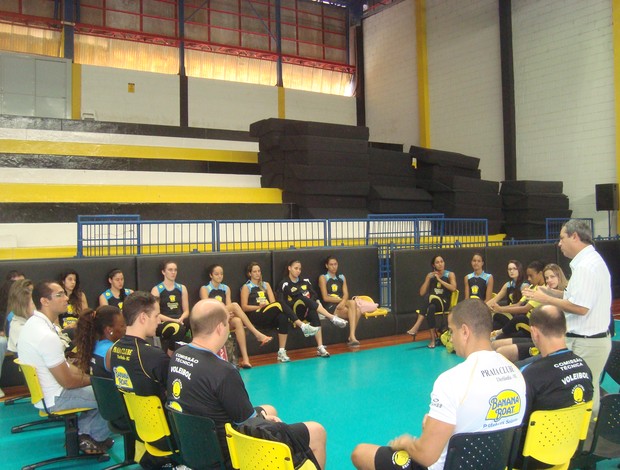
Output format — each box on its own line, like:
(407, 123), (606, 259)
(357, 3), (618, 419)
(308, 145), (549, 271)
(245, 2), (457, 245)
(250, 118), (371, 218)
(367, 145), (433, 214)
(501, 180), (572, 239)
(410, 146), (503, 233)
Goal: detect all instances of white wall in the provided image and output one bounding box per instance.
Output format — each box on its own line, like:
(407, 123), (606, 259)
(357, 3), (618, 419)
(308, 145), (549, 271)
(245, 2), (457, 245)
(81, 65), (180, 125)
(285, 88), (357, 125)
(363, 0), (419, 148)
(189, 78), (278, 130)
(512, 0), (615, 236)
(426, 0), (505, 182)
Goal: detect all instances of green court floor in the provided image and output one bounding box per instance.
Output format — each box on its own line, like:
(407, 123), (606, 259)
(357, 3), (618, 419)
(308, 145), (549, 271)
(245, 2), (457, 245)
(1, 339), (619, 469)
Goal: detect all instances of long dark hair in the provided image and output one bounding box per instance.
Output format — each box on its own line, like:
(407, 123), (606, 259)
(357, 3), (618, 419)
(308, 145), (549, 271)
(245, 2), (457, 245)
(508, 260), (526, 302)
(58, 269), (85, 316)
(74, 305), (122, 374)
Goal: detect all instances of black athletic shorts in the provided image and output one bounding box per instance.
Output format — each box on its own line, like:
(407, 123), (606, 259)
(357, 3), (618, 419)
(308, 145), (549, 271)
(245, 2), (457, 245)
(254, 407), (310, 447)
(374, 446), (428, 470)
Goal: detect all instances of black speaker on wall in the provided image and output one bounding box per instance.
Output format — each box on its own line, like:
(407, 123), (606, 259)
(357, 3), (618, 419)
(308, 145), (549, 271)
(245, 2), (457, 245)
(595, 183), (619, 211)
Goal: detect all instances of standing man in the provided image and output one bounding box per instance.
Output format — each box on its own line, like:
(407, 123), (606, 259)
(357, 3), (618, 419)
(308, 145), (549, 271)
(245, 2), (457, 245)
(18, 280), (112, 454)
(351, 299), (526, 470)
(524, 219), (611, 414)
(167, 299), (327, 469)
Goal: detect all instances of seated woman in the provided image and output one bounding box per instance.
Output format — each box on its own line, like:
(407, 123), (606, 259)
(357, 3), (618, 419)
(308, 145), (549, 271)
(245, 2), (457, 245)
(277, 259), (347, 362)
(74, 305), (127, 378)
(490, 260), (546, 341)
(57, 269), (89, 331)
(240, 262), (293, 364)
(494, 263), (568, 363)
(200, 264), (273, 369)
(150, 260), (188, 353)
(487, 260), (529, 330)
(318, 255), (363, 347)
(464, 252), (494, 301)
(406, 255), (457, 348)
(99, 268), (133, 309)
(7, 279), (34, 354)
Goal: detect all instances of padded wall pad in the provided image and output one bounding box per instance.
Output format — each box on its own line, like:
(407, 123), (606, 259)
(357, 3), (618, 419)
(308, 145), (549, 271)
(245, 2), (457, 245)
(298, 207), (369, 219)
(250, 118), (369, 140)
(433, 191), (502, 208)
(369, 141), (404, 152)
(284, 178), (370, 196)
(503, 209), (572, 223)
(369, 174), (418, 187)
(500, 180), (564, 195)
(261, 174), (283, 188)
(410, 145), (480, 170)
(0, 256), (137, 308)
(271, 246), (380, 301)
(281, 136), (369, 154)
(431, 201), (503, 219)
(368, 199), (434, 214)
(258, 151), (284, 164)
(283, 192), (368, 208)
(502, 194), (569, 210)
(369, 186), (432, 201)
(136, 252), (273, 307)
(258, 132), (285, 151)
(368, 148), (415, 175)
(485, 244), (560, 280)
(287, 163), (369, 181)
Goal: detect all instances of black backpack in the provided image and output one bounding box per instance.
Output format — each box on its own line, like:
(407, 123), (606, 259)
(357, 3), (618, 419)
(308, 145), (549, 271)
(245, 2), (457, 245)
(237, 417), (319, 469)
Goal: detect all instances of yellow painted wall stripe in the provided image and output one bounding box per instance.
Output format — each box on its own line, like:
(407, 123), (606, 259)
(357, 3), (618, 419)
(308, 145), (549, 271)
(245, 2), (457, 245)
(415, 0), (431, 147)
(0, 140), (258, 163)
(0, 246), (78, 260)
(71, 63), (81, 120)
(278, 86), (286, 119)
(0, 183), (282, 204)
(613, 0), (620, 234)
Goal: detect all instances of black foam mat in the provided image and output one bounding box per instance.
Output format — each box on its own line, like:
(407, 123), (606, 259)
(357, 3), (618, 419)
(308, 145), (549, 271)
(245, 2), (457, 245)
(297, 207), (370, 219)
(260, 149), (368, 167)
(415, 164), (482, 187)
(368, 148), (415, 176)
(369, 185), (432, 201)
(503, 209), (573, 223)
(500, 180), (564, 195)
(250, 118), (369, 140)
(433, 191), (502, 208)
(281, 136), (369, 154)
(502, 194), (569, 210)
(368, 199), (434, 214)
(410, 145), (480, 170)
(283, 178), (370, 196)
(287, 163), (369, 181)
(369, 174), (418, 187)
(431, 201), (503, 219)
(503, 223), (548, 240)
(283, 192), (368, 208)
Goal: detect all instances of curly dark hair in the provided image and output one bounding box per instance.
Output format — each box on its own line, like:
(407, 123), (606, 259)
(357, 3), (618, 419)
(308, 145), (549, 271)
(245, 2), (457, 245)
(74, 305), (122, 374)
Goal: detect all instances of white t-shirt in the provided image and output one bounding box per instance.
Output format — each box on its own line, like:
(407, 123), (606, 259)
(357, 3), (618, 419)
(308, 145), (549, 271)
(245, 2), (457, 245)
(427, 350), (527, 470)
(8, 314), (27, 353)
(564, 245), (611, 335)
(17, 310), (66, 408)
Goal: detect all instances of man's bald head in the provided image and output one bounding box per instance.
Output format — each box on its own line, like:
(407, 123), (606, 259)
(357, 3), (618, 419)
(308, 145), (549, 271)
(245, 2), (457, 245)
(529, 304), (566, 338)
(190, 299), (229, 337)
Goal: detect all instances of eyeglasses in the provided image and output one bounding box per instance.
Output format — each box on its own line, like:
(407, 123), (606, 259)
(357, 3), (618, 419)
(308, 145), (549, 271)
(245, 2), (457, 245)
(51, 292), (67, 298)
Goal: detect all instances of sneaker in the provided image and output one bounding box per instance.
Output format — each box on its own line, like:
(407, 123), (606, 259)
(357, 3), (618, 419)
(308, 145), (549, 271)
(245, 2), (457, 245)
(300, 323), (319, 337)
(277, 349), (291, 363)
(317, 345), (330, 358)
(79, 434), (105, 455)
(331, 315), (348, 328)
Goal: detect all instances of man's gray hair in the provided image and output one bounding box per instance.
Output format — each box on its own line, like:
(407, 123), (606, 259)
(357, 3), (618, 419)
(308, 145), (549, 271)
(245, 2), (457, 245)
(563, 219), (593, 245)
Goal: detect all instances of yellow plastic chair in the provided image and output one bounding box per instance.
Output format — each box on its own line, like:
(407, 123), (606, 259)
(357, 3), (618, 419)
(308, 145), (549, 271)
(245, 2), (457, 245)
(122, 392), (177, 459)
(521, 401), (591, 470)
(355, 295), (389, 318)
(15, 359), (109, 469)
(224, 422), (317, 470)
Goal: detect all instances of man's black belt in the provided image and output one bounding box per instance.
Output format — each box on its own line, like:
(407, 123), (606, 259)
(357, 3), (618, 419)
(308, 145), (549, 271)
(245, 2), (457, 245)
(566, 331), (609, 339)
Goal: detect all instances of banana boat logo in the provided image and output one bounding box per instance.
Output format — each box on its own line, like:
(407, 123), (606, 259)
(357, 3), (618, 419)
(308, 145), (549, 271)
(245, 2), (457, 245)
(486, 389), (521, 421)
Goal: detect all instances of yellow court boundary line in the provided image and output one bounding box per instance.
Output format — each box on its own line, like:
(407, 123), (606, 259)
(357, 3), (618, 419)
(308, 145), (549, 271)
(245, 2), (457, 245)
(0, 140), (258, 163)
(0, 183), (282, 204)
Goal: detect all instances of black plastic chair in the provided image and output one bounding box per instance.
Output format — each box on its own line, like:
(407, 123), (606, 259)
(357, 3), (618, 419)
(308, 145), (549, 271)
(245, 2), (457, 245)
(165, 405), (227, 470)
(570, 394), (620, 469)
(602, 341), (620, 393)
(444, 426), (520, 470)
(90, 376), (136, 470)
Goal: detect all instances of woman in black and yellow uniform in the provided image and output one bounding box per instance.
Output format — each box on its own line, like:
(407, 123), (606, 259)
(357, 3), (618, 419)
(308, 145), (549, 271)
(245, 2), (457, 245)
(98, 268), (133, 309)
(487, 260), (529, 330)
(240, 262), (296, 364)
(406, 255), (457, 348)
(57, 269), (89, 332)
(200, 264), (273, 369)
(150, 260), (188, 353)
(317, 256), (363, 347)
(494, 263), (568, 362)
(463, 252), (494, 302)
(277, 259), (347, 362)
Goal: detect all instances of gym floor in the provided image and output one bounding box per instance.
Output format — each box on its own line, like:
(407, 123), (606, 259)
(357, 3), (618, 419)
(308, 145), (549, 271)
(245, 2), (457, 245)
(1, 331), (618, 469)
